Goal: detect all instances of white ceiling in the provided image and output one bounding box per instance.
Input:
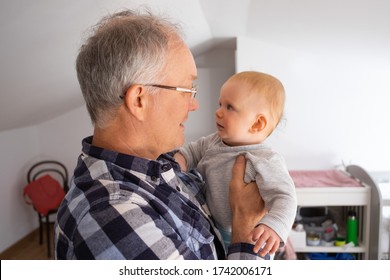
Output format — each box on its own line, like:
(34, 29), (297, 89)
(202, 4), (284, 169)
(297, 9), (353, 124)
(1, 0), (389, 132)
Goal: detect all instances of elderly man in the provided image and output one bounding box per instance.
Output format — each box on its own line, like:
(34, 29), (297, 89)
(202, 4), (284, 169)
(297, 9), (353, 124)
(54, 9), (266, 260)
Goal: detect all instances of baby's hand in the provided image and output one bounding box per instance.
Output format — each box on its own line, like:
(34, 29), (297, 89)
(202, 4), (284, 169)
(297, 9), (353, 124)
(252, 224), (281, 257)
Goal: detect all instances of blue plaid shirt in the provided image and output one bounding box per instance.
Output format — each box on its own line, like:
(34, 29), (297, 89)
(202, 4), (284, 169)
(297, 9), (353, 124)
(54, 136), (264, 260)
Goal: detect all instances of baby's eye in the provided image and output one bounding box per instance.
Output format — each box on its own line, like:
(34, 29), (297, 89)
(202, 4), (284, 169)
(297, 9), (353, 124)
(227, 104), (234, 110)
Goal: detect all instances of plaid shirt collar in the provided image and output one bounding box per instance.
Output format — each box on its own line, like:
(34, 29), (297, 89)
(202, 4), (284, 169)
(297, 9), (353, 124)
(82, 136), (182, 187)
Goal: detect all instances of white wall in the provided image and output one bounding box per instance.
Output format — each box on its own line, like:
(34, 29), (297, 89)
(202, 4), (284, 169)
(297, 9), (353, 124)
(236, 37), (390, 172)
(0, 127), (40, 252)
(37, 106), (93, 177)
(0, 105), (92, 253)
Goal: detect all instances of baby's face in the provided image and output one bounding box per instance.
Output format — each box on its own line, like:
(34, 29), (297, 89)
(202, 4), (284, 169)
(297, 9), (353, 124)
(216, 80), (267, 146)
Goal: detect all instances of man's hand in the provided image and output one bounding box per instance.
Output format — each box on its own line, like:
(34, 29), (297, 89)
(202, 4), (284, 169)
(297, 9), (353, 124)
(230, 155), (266, 244)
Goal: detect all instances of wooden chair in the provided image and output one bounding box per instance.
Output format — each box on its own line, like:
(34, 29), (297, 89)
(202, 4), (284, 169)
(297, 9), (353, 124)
(26, 160), (68, 258)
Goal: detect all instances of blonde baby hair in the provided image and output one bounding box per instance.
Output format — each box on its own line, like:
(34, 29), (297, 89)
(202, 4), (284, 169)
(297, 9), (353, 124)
(227, 71), (285, 129)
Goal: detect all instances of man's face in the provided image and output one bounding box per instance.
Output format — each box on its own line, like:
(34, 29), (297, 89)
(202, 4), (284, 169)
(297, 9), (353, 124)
(145, 40), (198, 154)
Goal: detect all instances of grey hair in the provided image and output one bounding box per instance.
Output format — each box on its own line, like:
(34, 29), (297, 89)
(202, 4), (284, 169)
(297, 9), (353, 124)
(76, 9), (183, 128)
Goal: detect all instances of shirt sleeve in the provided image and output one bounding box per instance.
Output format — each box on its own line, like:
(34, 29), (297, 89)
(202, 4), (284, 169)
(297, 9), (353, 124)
(179, 133), (216, 171)
(246, 151), (297, 245)
(227, 243), (268, 260)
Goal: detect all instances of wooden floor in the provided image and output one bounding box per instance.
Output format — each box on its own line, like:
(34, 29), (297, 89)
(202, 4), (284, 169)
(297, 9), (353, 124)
(0, 224), (54, 260)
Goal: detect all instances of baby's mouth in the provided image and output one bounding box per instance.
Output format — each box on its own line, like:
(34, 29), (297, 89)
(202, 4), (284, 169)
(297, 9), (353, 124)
(216, 123), (224, 129)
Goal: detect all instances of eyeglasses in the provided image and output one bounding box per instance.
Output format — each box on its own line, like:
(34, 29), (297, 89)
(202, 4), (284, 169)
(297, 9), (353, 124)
(145, 84), (197, 99)
(120, 84), (197, 99)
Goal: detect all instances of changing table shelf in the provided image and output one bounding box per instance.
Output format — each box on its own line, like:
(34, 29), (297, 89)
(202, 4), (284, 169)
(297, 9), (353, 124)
(292, 244), (366, 253)
(296, 185), (370, 206)
(290, 167), (373, 259)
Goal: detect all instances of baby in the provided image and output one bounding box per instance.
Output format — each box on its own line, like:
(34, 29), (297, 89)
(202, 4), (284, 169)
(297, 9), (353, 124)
(175, 71), (297, 257)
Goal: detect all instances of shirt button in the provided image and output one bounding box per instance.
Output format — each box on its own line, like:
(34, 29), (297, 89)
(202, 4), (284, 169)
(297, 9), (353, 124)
(151, 176), (157, 181)
(176, 186), (181, 192)
(162, 165), (170, 172)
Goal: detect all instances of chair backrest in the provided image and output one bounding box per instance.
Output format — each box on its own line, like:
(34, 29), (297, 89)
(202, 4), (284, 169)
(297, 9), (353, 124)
(27, 160), (69, 193)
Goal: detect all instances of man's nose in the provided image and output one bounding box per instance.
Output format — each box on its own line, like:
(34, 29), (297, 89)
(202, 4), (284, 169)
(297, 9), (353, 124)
(189, 97), (199, 111)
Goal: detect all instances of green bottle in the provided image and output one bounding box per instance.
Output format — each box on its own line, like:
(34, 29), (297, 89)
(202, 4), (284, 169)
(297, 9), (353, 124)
(346, 210), (358, 246)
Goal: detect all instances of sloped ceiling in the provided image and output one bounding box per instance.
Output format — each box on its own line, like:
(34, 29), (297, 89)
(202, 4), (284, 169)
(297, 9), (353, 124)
(1, 0), (389, 132)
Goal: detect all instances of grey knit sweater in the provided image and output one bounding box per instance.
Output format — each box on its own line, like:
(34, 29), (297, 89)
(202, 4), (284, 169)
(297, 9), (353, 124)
(179, 132), (297, 245)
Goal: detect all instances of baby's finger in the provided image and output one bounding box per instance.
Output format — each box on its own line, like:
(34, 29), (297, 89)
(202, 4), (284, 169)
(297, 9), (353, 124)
(259, 238), (277, 257)
(269, 241), (280, 254)
(254, 235), (270, 255)
(251, 225), (264, 242)
(253, 239), (264, 253)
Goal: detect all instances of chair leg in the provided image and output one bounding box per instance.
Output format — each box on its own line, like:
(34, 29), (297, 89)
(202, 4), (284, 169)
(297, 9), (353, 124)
(38, 213), (43, 245)
(46, 215), (51, 258)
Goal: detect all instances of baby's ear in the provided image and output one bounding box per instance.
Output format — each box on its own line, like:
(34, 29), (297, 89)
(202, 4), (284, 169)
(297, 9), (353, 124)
(249, 114), (267, 133)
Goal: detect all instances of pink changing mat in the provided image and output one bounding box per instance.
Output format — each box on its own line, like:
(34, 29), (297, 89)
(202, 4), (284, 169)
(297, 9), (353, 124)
(289, 170), (362, 188)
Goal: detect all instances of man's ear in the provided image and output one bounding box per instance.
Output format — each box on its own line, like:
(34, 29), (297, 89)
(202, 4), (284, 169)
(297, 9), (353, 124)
(122, 85), (148, 121)
(249, 114), (267, 133)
